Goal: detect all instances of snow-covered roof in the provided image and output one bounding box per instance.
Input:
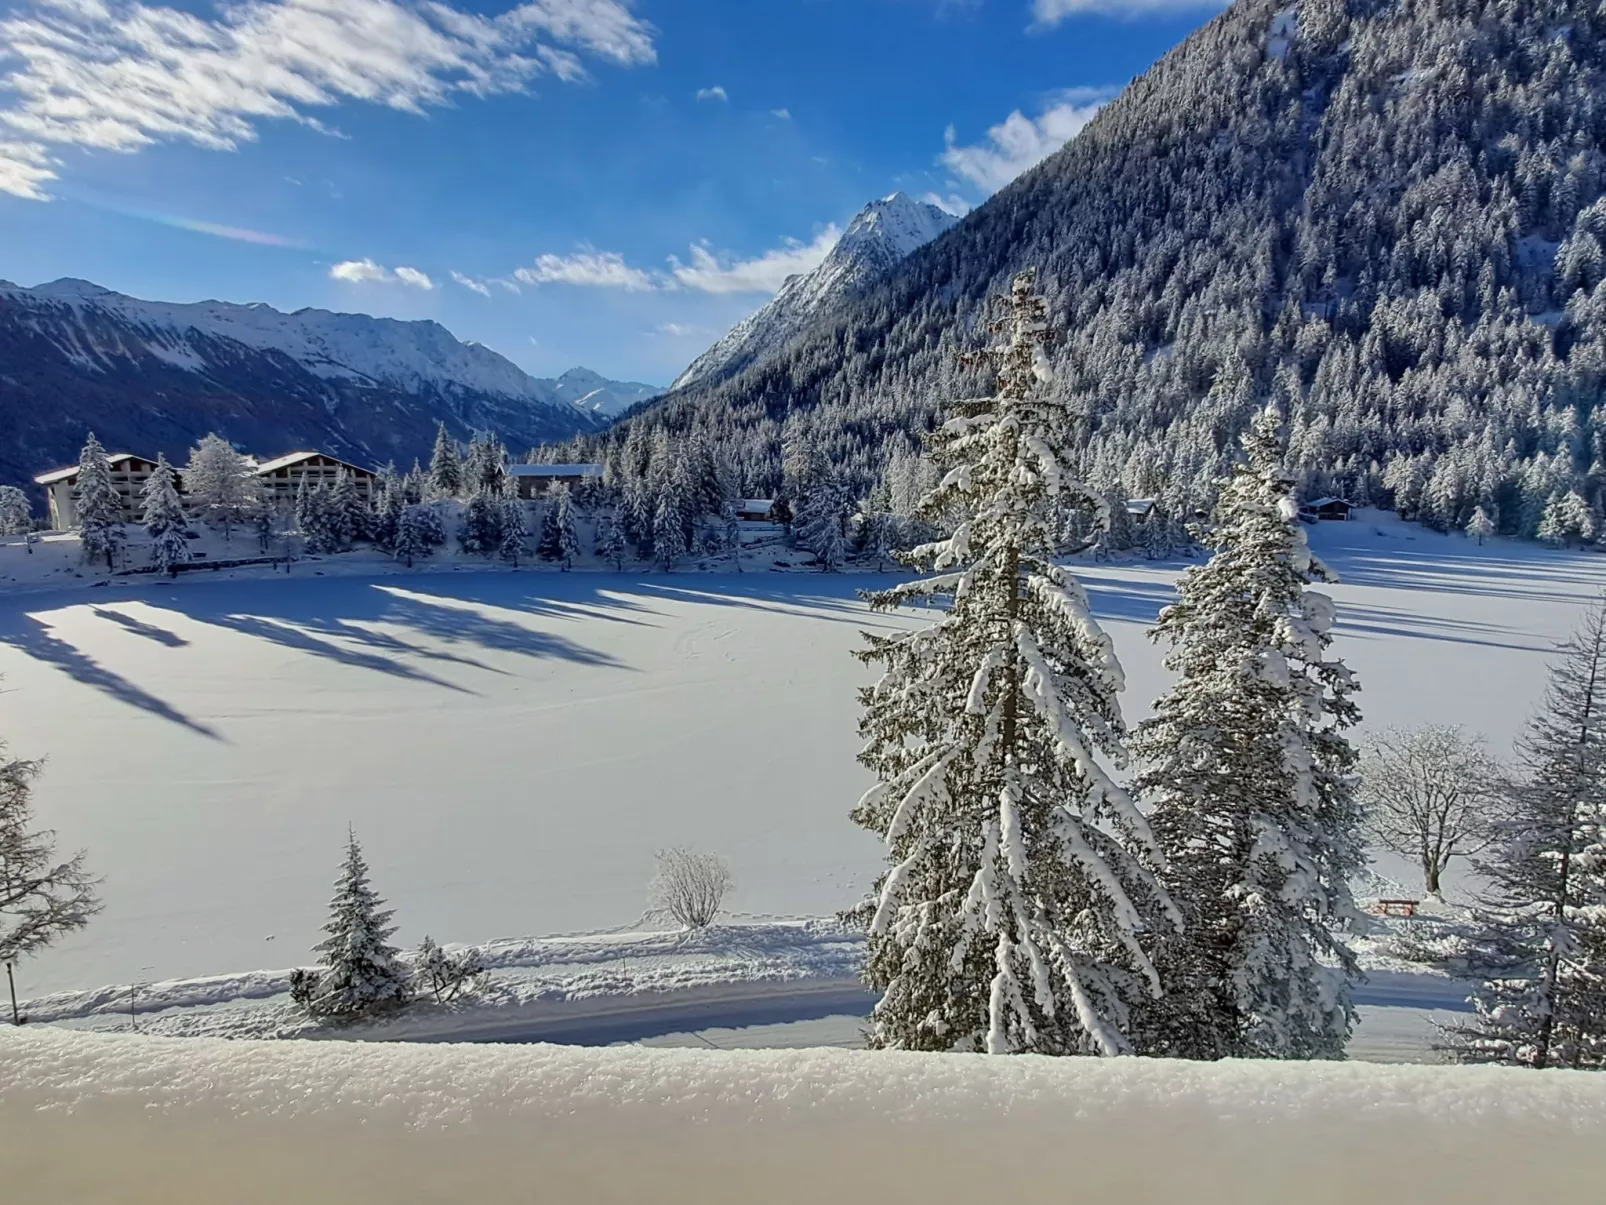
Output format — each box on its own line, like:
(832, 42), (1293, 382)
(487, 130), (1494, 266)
(1125, 497), (1156, 515)
(738, 499), (776, 510)
(34, 453), (145, 485)
(508, 463), (603, 477)
(1303, 497), (1349, 509)
(254, 451), (374, 476)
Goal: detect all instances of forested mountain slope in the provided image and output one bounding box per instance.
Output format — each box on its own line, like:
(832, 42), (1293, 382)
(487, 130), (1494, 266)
(578, 0), (1606, 542)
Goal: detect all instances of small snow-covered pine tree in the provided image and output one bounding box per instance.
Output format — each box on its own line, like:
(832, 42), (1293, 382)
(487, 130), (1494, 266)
(1129, 404), (1364, 1061)
(596, 513), (627, 570)
(185, 434), (258, 540)
(330, 469), (369, 547)
(73, 433), (125, 569)
(1443, 598), (1606, 1070)
(140, 454), (191, 577)
(298, 830), (411, 1019)
(849, 269), (1176, 1056)
(0, 486), (30, 536)
(393, 503), (429, 567)
(498, 497), (527, 566)
(428, 423), (463, 499)
(1466, 504), (1496, 545)
(652, 480), (689, 571)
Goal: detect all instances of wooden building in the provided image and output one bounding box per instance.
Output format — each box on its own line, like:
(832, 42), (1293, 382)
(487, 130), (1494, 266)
(1300, 497), (1353, 522)
(507, 464), (603, 498)
(253, 452), (379, 503)
(35, 453), (169, 529)
(735, 499), (776, 522)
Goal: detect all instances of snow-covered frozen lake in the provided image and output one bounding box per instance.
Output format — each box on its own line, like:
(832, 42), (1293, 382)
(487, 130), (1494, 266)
(3, 511), (1604, 997)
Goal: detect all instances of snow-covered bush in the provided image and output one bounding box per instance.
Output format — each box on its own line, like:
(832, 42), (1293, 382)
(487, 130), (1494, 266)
(650, 849), (733, 930)
(415, 936), (486, 1004)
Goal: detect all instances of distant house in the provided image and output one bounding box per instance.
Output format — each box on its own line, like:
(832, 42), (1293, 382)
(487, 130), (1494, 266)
(507, 464), (604, 498)
(1125, 498), (1157, 520)
(1300, 497), (1353, 522)
(735, 499), (776, 522)
(34, 453), (168, 529)
(254, 452), (379, 503)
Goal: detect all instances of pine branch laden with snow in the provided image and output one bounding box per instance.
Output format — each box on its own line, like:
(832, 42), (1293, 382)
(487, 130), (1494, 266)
(1444, 598), (1606, 1071)
(1128, 405), (1364, 1062)
(73, 433), (125, 569)
(849, 269), (1175, 1057)
(299, 831), (411, 1020)
(139, 453), (191, 576)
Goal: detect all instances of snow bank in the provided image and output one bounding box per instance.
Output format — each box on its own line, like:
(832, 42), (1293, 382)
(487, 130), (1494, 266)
(4, 1030), (1602, 1204)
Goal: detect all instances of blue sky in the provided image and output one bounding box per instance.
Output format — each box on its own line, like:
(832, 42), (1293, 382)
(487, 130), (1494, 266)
(0, 0), (1223, 385)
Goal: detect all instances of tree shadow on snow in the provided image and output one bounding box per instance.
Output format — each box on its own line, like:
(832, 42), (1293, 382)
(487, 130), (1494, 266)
(0, 615), (223, 740)
(90, 606), (190, 648)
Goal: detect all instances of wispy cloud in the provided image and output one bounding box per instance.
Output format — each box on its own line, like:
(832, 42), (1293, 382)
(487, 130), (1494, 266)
(514, 248), (657, 291)
(1030, 0), (1228, 25)
(921, 192), (971, 217)
(771, 108), (791, 120)
(657, 321), (712, 338)
(696, 85), (729, 102)
(330, 259), (435, 288)
(0, 0), (657, 199)
(451, 270), (493, 296)
(940, 86), (1118, 193)
(669, 227), (840, 294)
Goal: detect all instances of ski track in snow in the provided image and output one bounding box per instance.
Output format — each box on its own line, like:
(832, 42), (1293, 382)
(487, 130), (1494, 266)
(0, 510), (1601, 1056)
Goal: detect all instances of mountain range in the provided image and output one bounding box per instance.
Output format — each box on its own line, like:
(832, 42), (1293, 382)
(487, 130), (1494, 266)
(594, 0), (1606, 545)
(671, 192), (958, 392)
(0, 278), (656, 491)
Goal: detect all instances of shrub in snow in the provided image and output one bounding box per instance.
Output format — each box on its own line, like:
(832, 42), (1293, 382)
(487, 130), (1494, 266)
(1443, 599), (1606, 1070)
(295, 831), (411, 1020)
(650, 849), (733, 930)
(1129, 405), (1364, 1061)
(415, 936), (487, 1004)
(848, 270), (1176, 1056)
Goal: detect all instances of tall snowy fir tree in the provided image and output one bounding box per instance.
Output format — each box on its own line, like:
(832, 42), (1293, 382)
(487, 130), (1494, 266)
(1129, 405), (1364, 1062)
(596, 514), (627, 570)
(428, 423), (463, 499)
(1444, 599), (1606, 1070)
(538, 484), (580, 570)
(292, 830), (411, 1019)
(849, 270), (1176, 1056)
(0, 487), (30, 537)
(498, 497), (527, 567)
(329, 469), (368, 547)
(73, 433), (124, 570)
(139, 453), (191, 577)
(652, 477), (690, 571)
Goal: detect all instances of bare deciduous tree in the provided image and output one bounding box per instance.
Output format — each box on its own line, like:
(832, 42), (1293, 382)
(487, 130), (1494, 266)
(1359, 725), (1500, 898)
(1, 745), (101, 1023)
(649, 848), (733, 930)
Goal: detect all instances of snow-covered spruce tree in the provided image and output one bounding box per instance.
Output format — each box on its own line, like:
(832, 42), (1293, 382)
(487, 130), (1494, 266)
(1443, 599), (1606, 1070)
(498, 497), (527, 567)
(428, 422), (463, 499)
(721, 497), (743, 570)
(652, 478), (689, 571)
(185, 433), (257, 540)
(796, 468), (851, 572)
(393, 503), (429, 567)
(74, 433), (125, 569)
(596, 513), (627, 570)
(0, 486), (30, 537)
(1466, 505), (1495, 546)
(459, 487), (504, 556)
(330, 469), (369, 547)
(1128, 405), (1364, 1062)
(140, 454), (191, 577)
(849, 270), (1176, 1056)
(294, 829), (411, 1020)
(1, 741), (101, 1022)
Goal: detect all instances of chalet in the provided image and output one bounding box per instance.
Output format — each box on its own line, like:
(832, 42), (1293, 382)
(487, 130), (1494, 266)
(507, 463), (604, 498)
(735, 499), (777, 523)
(1125, 498), (1157, 520)
(1300, 497), (1353, 522)
(35, 453), (169, 529)
(253, 452), (379, 503)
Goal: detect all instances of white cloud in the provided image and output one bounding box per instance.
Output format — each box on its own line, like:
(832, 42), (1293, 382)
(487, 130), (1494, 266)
(657, 322), (711, 338)
(451, 270), (493, 296)
(330, 259), (434, 288)
(771, 108), (791, 120)
(514, 248), (657, 291)
(922, 192), (971, 217)
(940, 87), (1119, 193)
(669, 226), (840, 294)
(0, 0), (656, 199)
(696, 86), (728, 102)
(1031, 0), (1229, 25)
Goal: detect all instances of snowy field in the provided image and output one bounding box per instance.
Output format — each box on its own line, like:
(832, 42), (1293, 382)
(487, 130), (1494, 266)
(5, 1029), (1604, 1204)
(2, 510), (1603, 1043)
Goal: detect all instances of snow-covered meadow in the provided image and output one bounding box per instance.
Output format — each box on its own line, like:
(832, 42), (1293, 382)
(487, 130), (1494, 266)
(1, 510), (1602, 1024)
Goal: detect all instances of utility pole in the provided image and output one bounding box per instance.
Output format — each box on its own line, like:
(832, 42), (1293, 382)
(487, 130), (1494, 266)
(6, 961), (18, 1025)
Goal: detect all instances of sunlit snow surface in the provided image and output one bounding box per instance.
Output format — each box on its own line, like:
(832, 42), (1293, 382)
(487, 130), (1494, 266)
(1, 509), (1602, 1005)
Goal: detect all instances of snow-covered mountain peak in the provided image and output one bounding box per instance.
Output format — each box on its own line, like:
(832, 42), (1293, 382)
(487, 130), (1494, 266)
(671, 193), (959, 391)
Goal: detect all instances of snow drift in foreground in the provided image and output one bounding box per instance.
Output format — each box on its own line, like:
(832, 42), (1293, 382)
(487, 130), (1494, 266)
(4, 1030), (1602, 1205)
